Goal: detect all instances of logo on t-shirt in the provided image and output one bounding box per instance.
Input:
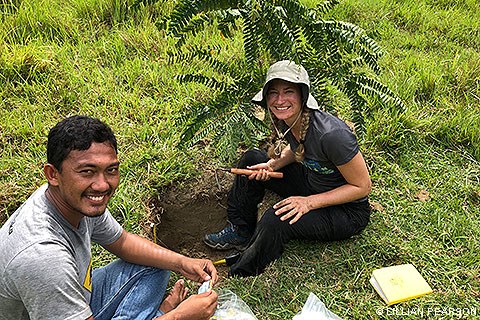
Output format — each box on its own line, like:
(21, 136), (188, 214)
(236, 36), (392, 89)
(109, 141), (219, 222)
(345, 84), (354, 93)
(302, 159), (335, 174)
(83, 259), (93, 292)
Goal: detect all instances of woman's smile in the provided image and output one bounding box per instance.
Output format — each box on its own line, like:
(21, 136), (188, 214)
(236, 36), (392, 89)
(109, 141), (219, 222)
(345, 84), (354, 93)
(267, 79), (303, 126)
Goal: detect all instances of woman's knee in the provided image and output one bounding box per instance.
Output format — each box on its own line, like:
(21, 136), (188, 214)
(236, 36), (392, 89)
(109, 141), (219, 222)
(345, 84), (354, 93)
(238, 149), (269, 168)
(257, 208), (287, 233)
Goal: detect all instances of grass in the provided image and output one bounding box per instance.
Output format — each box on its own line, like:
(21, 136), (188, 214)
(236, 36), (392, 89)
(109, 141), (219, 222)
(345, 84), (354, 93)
(1, 0), (479, 319)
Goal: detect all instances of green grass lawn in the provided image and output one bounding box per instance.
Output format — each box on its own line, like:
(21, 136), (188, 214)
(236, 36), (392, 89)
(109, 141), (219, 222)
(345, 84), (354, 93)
(1, 0), (479, 319)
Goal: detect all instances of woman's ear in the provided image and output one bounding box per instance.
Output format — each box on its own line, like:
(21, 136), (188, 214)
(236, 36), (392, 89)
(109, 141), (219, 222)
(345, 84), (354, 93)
(44, 164), (60, 186)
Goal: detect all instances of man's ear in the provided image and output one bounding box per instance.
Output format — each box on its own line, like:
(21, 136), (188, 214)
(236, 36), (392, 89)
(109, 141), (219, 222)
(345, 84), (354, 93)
(44, 164), (60, 186)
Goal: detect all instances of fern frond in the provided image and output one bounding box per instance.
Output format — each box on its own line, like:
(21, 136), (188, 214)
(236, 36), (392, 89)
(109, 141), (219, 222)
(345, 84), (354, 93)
(170, 0), (240, 35)
(344, 78), (368, 136)
(169, 0), (199, 34)
(309, 20), (382, 67)
(177, 74), (228, 92)
(243, 12), (260, 66)
(275, 0), (312, 24)
(178, 99), (233, 146)
(168, 45), (232, 75)
(354, 74), (406, 111)
(212, 105), (269, 161)
(172, 12), (219, 47)
(314, 0), (340, 15)
(262, 3), (299, 60)
(216, 9), (244, 38)
(354, 47), (381, 73)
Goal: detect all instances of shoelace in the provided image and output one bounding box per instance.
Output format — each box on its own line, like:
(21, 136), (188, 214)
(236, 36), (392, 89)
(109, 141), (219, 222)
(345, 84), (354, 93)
(218, 224), (235, 236)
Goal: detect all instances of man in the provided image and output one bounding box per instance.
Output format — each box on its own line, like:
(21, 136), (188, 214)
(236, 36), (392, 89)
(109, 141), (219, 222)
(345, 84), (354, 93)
(0, 115), (218, 319)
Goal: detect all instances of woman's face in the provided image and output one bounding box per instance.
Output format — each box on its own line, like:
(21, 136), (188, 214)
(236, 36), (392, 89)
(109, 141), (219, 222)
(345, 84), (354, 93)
(266, 79), (303, 125)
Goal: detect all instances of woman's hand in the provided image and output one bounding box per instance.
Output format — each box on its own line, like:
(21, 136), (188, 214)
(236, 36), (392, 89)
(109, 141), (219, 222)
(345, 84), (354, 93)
(246, 162), (274, 181)
(273, 196), (312, 224)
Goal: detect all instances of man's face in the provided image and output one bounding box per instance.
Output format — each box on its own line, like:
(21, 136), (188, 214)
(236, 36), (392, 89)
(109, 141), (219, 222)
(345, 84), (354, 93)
(47, 142), (120, 223)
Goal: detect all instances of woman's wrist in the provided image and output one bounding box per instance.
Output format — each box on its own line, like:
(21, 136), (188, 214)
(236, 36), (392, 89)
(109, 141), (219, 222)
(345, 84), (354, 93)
(266, 159), (276, 171)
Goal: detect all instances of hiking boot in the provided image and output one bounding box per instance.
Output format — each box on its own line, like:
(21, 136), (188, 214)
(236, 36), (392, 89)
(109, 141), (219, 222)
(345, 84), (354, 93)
(204, 221), (250, 251)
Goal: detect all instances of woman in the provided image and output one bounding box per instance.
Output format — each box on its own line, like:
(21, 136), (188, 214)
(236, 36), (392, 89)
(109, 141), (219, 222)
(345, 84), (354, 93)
(204, 60), (372, 277)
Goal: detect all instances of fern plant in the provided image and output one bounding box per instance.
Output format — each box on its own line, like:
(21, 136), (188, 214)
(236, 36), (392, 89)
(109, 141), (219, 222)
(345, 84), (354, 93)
(171, 54), (269, 161)
(167, 0), (404, 162)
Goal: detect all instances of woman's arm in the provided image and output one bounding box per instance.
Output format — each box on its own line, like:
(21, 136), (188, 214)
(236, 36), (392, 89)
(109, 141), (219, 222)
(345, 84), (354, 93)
(266, 145), (296, 171)
(246, 145), (296, 180)
(273, 152), (371, 224)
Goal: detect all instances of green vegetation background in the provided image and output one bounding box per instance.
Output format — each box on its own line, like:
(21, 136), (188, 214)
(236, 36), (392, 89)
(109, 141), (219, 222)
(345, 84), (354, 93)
(1, 0), (479, 319)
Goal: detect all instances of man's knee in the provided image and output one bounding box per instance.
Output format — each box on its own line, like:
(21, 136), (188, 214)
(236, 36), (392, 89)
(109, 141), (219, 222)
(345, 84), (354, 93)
(148, 268), (171, 287)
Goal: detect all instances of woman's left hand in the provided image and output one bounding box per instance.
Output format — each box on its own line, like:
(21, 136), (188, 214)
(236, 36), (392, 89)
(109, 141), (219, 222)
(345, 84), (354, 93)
(273, 196), (311, 224)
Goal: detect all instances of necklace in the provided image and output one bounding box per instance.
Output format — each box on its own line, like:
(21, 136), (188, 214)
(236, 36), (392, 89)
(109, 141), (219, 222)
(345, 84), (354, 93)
(268, 110), (302, 157)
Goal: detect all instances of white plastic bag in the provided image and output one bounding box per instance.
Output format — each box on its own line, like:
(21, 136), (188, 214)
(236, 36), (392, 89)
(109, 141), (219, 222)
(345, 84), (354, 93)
(211, 290), (257, 320)
(292, 292), (343, 320)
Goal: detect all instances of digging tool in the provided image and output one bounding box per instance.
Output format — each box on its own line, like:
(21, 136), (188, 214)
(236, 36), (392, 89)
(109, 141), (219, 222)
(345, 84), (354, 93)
(219, 168), (283, 179)
(213, 252), (241, 266)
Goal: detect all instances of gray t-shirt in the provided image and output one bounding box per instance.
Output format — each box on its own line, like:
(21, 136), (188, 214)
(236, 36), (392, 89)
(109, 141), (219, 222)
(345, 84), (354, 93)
(286, 110), (360, 194)
(0, 184), (123, 320)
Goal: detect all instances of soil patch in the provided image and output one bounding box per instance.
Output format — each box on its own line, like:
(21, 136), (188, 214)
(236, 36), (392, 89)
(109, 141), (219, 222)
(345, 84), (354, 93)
(147, 170), (236, 276)
(147, 169), (280, 278)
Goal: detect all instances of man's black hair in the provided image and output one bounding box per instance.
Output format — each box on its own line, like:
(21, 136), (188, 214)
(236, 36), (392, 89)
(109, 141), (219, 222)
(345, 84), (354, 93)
(47, 115), (117, 171)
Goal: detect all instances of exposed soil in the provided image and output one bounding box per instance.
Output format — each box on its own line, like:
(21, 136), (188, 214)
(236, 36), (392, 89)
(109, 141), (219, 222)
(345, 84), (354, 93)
(145, 169), (237, 278)
(146, 168), (279, 278)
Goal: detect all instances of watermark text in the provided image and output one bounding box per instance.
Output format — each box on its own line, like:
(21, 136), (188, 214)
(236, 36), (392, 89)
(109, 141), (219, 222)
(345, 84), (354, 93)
(376, 306), (477, 318)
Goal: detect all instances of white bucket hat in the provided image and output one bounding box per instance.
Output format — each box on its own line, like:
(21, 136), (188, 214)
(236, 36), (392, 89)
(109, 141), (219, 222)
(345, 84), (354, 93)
(252, 60), (319, 110)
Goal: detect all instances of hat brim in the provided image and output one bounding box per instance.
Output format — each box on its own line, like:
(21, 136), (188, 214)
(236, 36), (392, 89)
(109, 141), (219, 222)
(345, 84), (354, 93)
(252, 90), (319, 110)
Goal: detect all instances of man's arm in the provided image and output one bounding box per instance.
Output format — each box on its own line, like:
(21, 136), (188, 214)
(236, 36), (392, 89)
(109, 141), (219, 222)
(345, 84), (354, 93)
(104, 230), (217, 284)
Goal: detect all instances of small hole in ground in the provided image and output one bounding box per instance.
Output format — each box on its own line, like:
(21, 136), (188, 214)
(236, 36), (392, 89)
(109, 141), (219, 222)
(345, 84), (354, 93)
(146, 170), (280, 279)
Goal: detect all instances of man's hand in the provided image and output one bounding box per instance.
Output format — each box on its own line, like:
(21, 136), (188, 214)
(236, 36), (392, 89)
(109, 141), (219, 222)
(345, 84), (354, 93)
(157, 291), (218, 320)
(178, 257), (218, 284)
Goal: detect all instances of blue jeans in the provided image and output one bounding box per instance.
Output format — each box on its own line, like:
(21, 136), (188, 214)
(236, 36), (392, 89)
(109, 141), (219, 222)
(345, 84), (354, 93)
(90, 259), (170, 320)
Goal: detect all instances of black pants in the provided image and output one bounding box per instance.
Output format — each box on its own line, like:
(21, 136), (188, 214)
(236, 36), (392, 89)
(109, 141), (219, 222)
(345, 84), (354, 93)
(227, 149), (371, 277)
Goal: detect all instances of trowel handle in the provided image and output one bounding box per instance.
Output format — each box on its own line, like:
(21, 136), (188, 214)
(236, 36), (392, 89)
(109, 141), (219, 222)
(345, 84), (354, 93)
(230, 168), (283, 178)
